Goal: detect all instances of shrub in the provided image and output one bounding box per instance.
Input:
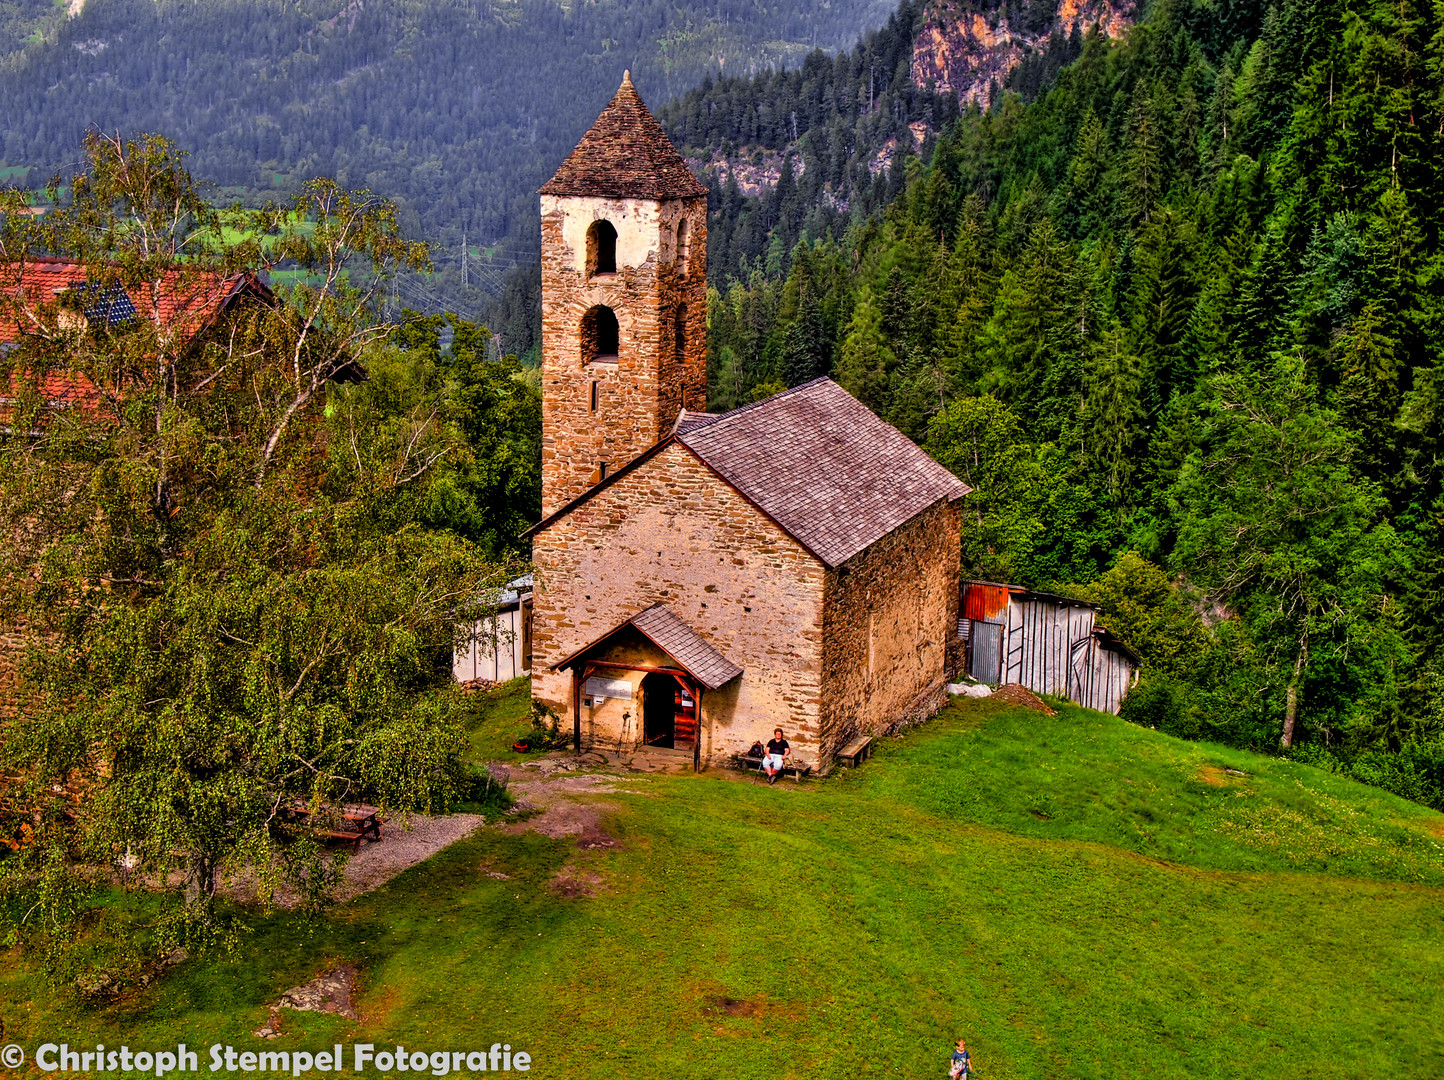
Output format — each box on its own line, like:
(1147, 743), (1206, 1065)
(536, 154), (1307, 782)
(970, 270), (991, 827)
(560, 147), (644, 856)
(451, 764), (511, 815)
(1119, 674), (1197, 737)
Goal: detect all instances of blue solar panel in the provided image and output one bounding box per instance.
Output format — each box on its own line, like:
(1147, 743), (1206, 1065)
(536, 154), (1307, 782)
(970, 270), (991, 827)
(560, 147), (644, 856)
(76, 281), (138, 328)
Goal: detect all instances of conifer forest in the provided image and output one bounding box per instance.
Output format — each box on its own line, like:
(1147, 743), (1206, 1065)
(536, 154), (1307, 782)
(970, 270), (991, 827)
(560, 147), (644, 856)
(680, 0), (1444, 803)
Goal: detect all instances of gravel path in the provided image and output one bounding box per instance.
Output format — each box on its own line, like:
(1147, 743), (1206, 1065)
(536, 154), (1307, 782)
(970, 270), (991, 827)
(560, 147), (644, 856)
(333, 813), (486, 901)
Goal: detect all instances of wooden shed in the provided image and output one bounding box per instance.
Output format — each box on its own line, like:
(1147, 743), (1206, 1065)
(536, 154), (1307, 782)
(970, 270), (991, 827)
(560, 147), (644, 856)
(959, 580), (1139, 714)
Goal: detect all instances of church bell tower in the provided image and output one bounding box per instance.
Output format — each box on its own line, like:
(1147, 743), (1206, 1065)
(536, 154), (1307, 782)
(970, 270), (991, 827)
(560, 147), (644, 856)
(537, 71), (709, 517)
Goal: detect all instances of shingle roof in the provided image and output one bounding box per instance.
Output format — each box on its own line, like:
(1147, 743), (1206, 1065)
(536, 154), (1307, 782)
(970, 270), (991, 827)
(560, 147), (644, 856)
(525, 379), (972, 566)
(673, 408), (716, 435)
(551, 602), (743, 690)
(630, 604), (742, 689)
(539, 71), (708, 200)
(677, 378), (970, 567)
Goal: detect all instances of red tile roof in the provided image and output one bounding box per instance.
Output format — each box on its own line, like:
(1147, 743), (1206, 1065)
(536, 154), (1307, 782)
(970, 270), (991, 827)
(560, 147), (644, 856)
(0, 256), (261, 342)
(0, 256), (269, 419)
(539, 72), (708, 200)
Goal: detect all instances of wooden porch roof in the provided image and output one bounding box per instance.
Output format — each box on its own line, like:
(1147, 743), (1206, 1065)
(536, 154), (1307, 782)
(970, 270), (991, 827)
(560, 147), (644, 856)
(550, 603), (742, 690)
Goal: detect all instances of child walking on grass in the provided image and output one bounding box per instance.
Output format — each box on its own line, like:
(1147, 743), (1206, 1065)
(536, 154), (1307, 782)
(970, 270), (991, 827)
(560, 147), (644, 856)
(948, 1038), (973, 1079)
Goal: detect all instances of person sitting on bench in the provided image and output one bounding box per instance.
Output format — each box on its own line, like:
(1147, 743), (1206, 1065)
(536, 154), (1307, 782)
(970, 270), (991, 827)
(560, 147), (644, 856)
(762, 728), (790, 784)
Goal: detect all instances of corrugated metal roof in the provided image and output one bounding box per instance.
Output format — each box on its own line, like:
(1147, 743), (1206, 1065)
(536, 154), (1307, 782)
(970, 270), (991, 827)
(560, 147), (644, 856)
(963, 582), (1013, 621)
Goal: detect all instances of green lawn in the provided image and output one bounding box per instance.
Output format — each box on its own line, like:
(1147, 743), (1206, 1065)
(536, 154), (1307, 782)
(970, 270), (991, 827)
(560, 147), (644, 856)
(2, 694), (1441, 1079)
(459, 676), (537, 763)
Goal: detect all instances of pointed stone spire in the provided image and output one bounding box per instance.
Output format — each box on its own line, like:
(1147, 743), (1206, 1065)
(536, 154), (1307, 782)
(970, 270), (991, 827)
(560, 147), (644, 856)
(539, 73), (707, 200)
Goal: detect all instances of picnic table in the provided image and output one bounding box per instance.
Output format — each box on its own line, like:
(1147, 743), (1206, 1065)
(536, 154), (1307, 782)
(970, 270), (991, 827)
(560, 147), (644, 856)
(292, 801), (384, 854)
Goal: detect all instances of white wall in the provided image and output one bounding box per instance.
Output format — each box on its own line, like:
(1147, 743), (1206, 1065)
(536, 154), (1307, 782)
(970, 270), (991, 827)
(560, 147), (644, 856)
(454, 605), (530, 683)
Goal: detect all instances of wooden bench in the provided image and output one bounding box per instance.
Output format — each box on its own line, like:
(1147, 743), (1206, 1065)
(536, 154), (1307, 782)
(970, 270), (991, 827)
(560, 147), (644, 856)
(834, 736), (874, 768)
(292, 802), (384, 853)
(320, 828), (365, 855)
(736, 754), (812, 782)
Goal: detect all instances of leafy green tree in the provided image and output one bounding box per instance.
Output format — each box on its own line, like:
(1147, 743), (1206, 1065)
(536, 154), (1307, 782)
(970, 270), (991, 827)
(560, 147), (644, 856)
(385, 312), (542, 556)
(924, 396), (1044, 582)
(1171, 353), (1401, 747)
(1082, 552), (1206, 678)
(0, 136), (510, 986)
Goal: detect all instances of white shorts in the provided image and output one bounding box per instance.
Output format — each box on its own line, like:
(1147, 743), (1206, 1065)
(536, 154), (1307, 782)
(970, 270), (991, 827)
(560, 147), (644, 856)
(762, 753), (785, 771)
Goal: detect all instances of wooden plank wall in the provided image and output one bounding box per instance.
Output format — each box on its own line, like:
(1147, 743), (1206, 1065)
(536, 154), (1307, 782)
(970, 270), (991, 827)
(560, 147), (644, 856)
(1002, 598), (1096, 698)
(959, 583), (1140, 713)
(1070, 635), (1137, 714)
(454, 605), (531, 683)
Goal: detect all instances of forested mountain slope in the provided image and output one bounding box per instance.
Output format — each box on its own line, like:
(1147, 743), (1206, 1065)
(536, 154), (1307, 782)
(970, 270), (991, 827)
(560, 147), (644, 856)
(0, 0), (895, 287)
(660, 0), (1137, 285)
(687, 0), (1444, 805)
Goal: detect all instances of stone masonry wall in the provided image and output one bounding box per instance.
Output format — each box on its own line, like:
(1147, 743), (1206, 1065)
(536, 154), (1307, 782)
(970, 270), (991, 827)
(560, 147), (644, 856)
(531, 442), (827, 768)
(539, 192), (708, 517)
(819, 499), (961, 762)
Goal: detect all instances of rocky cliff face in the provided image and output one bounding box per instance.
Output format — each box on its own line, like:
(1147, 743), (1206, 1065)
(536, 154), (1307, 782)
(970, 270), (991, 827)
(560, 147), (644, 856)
(912, 0), (1135, 106)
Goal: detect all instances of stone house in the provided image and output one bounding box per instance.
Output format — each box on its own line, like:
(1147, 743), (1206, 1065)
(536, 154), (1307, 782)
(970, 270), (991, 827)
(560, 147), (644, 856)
(526, 74), (970, 771)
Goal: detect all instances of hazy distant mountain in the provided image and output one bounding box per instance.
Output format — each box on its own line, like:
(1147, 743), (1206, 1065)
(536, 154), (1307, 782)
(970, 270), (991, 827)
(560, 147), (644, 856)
(0, 0), (896, 280)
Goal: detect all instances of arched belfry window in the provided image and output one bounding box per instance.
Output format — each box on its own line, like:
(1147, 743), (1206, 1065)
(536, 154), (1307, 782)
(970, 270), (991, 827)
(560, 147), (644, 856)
(587, 220), (617, 277)
(582, 305), (620, 363)
(675, 218), (690, 276)
(673, 304), (687, 365)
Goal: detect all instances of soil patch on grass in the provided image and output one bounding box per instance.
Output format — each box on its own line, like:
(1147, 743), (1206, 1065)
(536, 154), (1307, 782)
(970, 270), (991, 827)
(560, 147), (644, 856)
(991, 683), (1057, 714)
(1197, 764), (1229, 786)
(504, 772), (642, 839)
(550, 866), (606, 898)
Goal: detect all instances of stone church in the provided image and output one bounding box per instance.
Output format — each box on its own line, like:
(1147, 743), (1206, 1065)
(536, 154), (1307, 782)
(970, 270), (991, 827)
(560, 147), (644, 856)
(526, 73), (970, 772)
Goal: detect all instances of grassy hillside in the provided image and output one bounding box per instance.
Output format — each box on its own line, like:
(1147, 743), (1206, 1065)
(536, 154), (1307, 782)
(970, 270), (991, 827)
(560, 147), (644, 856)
(3, 692), (1441, 1078)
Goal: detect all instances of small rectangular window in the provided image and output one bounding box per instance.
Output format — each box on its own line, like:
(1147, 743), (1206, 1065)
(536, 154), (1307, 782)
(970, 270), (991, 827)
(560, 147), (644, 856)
(599, 461), (609, 480)
(590, 380), (598, 411)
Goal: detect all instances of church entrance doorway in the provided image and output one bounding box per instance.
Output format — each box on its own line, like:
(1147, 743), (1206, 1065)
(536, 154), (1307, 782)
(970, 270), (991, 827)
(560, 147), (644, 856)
(641, 671), (698, 752)
(641, 672), (677, 748)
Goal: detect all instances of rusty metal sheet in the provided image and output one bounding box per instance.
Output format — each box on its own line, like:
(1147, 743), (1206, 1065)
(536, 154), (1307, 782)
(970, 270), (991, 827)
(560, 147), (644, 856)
(964, 583), (1012, 621)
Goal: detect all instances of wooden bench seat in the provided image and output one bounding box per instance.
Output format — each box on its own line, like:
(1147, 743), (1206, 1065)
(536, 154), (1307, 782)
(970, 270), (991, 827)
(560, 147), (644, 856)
(736, 754), (811, 781)
(834, 736), (874, 768)
(320, 829), (365, 855)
